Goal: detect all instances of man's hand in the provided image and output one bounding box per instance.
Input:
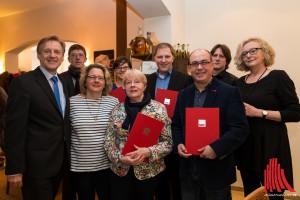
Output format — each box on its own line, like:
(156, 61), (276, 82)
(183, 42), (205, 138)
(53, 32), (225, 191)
(177, 144), (192, 158)
(7, 174), (23, 188)
(198, 145), (216, 159)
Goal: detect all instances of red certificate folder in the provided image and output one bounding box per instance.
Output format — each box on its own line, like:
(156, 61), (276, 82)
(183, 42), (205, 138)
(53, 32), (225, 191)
(109, 87), (126, 103)
(155, 88), (179, 118)
(185, 108), (220, 155)
(122, 113), (165, 155)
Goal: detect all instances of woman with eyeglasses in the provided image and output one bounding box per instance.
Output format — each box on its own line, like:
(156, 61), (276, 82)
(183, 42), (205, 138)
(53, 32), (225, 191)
(234, 37), (300, 199)
(70, 64), (119, 200)
(112, 56), (132, 91)
(104, 69), (173, 200)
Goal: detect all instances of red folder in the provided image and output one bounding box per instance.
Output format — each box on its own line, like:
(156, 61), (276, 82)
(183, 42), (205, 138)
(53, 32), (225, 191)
(109, 87), (126, 103)
(185, 108), (219, 155)
(122, 113), (165, 155)
(155, 88), (178, 118)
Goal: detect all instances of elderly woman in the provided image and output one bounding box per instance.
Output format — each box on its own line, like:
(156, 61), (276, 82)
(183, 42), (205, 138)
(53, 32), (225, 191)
(112, 56), (132, 90)
(234, 37), (300, 199)
(70, 64), (119, 200)
(104, 69), (173, 200)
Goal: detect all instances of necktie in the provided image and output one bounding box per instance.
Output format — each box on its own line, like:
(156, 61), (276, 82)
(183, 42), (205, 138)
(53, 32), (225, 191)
(51, 76), (62, 114)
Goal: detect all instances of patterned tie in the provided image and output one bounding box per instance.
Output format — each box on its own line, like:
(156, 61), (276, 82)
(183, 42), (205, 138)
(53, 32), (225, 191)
(51, 76), (62, 114)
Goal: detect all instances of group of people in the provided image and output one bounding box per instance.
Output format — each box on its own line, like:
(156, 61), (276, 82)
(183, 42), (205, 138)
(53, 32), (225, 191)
(2, 35), (299, 200)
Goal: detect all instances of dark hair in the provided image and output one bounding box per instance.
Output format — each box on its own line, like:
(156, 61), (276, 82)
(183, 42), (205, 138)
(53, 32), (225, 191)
(153, 42), (175, 58)
(210, 44), (232, 70)
(113, 56), (132, 70)
(37, 35), (66, 55)
(79, 64), (112, 96)
(68, 44), (86, 57)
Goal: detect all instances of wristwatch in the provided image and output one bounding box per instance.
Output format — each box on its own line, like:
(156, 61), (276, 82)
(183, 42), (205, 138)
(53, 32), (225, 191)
(262, 110), (268, 119)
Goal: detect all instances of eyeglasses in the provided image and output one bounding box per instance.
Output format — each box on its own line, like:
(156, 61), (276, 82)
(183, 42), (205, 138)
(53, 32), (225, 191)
(71, 53), (85, 58)
(241, 48), (262, 58)
(189, 61), (211, 68)
(87, 75), (105, 81)
(116, 66), (129, 71)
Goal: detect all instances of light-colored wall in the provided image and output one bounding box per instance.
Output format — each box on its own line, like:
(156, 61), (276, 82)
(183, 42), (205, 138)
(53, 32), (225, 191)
(182, 0), (300, 195)
(0, 0), (143, 73)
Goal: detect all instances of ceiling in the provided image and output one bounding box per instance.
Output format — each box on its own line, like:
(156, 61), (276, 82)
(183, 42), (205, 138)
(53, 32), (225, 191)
(0, 0), (70, 18)
(0, 0), (170, 19)
(126, 0), (170, 18)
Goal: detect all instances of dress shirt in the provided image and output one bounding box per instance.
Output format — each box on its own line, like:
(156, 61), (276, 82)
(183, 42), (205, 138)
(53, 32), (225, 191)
(39, 66), (66, 117)
(155, 69), (172, 95)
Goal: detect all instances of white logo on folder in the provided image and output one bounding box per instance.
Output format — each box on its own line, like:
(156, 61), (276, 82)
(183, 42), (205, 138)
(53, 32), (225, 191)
(164, 98), (171, 105)
(198, 119), (206, 127)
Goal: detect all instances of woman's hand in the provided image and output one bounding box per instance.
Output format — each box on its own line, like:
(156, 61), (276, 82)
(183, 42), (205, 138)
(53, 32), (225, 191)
(120, 145), (151, 166)
(244, 102), (261, 117)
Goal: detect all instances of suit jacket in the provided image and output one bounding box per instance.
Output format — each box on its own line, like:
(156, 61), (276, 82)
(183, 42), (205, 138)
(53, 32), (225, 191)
(5, 67), (70, 179)
(172, 77), (249, 189)
(146, 69), (193, 99)
(60, 70), (77, 97)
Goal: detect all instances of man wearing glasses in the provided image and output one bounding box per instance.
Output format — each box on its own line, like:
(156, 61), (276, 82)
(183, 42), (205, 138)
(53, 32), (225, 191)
(60, 44), (87, 200)
(210, 44), (238, 86)
(172, 49), (249, 200)
(61, 44), (87, 96)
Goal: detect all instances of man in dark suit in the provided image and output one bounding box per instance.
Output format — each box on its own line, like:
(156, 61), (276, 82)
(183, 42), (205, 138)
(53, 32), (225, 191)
(61, 44), (87, 97)
(5, 35), (70, 200)
(172, 49), (249, 200)
(146, 42), (192, 200)
(60, 44), (86, 200)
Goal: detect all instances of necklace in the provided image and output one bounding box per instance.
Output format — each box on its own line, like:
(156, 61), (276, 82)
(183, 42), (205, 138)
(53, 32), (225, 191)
(241, 68), (267, 100)
(85, 97), (101, 121)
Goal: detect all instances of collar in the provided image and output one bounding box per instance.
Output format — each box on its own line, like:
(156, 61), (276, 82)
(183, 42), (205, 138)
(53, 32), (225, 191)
(39, 66), (58, 81)
(156, 68), (172, 78)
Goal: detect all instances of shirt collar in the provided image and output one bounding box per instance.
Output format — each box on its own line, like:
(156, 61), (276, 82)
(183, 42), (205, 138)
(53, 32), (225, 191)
(39, 66), (58, 81)
(156, 68), (172, 78)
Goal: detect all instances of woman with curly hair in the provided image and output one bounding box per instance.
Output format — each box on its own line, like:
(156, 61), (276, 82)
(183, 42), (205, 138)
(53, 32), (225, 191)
(234, 37), (300, 199)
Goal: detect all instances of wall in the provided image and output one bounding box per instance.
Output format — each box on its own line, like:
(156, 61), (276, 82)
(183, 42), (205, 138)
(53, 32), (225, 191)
(0, 0), (143, 73)
(184, 0), (300, 195)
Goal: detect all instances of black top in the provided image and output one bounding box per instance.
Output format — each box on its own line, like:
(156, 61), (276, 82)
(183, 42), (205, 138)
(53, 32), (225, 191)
(235, 70), (300, 187)
(214, 70), (238, 86)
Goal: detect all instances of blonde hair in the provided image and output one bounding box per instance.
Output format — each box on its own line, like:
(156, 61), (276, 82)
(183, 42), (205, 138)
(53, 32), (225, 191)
(123, 69), (147, 86)
(234, 37), (275, 72)
(79, 64), (112, 95)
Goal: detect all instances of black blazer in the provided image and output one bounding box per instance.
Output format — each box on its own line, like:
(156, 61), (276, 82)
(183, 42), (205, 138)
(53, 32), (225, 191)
(5, 67), (70, 178)
(172, 78), (249, 189)
(60, 70), (76, 97)
(146, 69), (193, 99)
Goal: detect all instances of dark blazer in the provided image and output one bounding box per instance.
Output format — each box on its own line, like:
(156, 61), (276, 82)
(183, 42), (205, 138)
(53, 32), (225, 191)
(5, 67), (70, 178)
(60, 70), (76, 97)
(172, 78), (249, 189)
(146, 69), (193, 99)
